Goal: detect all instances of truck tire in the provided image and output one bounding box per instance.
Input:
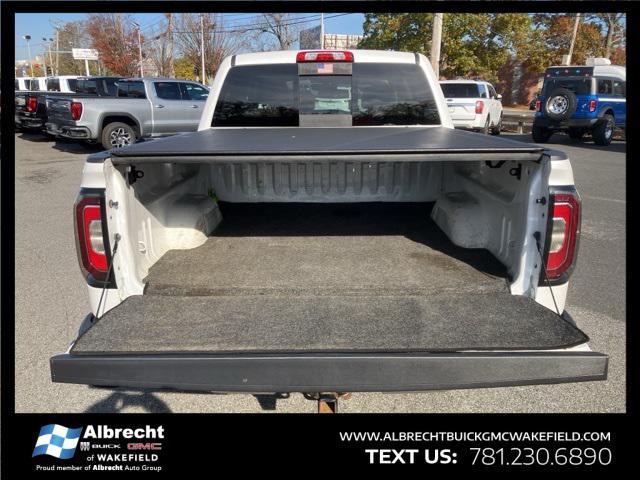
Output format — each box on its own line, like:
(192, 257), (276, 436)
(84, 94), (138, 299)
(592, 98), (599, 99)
(101, 122), (137, 150)
(567, 128), (585, 140)
(490, 114), (502, 135)
(532, 125), (552, 143)
(592, 114), (615, 146)
(544, 87), (577, 121)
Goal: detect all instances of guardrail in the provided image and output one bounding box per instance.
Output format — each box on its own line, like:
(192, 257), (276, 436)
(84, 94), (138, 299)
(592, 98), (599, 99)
(502, 111), (534, 134)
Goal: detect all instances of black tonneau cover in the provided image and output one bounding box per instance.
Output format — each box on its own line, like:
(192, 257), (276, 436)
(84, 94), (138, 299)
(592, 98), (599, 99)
(109, 126), (545, 164)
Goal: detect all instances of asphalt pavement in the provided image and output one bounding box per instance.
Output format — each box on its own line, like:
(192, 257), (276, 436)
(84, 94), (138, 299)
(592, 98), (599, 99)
(14, 130), (626, 413)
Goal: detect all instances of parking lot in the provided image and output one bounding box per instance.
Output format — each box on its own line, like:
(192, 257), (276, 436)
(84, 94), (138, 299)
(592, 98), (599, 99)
(14, 131), (625, 413)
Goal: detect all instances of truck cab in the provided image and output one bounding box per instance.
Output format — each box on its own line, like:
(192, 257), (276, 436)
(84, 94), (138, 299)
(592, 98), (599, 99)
(532, 58), (625, 146)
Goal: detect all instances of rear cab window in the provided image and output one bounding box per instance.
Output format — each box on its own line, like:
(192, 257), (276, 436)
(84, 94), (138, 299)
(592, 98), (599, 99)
(441, 83), (481, 98)
(76, 80), (99, 95)
(213, 62), (440, 127)
(66, 79), (78, 92)
(47, 78), (61, 91)
(542, 78), (593, 96)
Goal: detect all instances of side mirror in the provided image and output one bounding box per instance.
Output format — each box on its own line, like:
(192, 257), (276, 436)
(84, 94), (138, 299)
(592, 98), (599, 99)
(496, 94), (502, 100)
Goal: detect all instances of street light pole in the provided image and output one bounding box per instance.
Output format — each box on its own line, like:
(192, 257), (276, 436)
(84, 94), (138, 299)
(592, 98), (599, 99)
(23, 35), (34, 77)
(200, 14), (206, 84)
(138, 25), (144, 77)
(55, 28), (59, 75)
(41, 38), (49, 76)
(320, 13), (325, 49)
(133, 21), (144, 77)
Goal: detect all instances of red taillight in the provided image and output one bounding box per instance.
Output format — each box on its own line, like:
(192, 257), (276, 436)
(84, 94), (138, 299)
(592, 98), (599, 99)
(75, 194), (110, 281)
(475, 100), (484, 114)
(71, 101), (83, 120)
(27, 96), (37, 113)
(296, 50), (354, 62)
(535, 100), (541, 112)
(545, 192), (581, 280)
(589, 99), (597, 113)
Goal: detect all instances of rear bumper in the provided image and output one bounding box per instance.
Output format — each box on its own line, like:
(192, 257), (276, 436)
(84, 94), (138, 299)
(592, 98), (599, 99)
(17, 113), (45, 129)
(46, 122), (92, 139)
(451, 116), (484, 131)
(534, 117), (599, 130)
(51, 351), (608, 393)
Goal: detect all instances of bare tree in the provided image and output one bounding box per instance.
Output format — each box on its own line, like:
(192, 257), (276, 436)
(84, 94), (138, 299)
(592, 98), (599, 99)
(145, 15), (173, 77)
(174, 13), (240, 82)
(259, 13), (300, 50)
(600, 13), (625, 58)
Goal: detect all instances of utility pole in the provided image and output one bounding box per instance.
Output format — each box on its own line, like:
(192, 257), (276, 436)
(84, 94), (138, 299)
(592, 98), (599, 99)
(46, 39), (54, 76)
(168, 13), (175, 77)
(133, 22), (144, 77)
(41, 38), (49, 76)
(430, 13), (443, 79)
(200, 14), (206, 84)
(23, 35), (34, 77)
(566, 13), (581, 65)
(55, 28), (59, 75)
(320, 13), (325, 49)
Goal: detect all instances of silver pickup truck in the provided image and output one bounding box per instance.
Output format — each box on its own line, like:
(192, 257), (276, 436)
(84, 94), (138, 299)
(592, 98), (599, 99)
(45, 77), (209, 150)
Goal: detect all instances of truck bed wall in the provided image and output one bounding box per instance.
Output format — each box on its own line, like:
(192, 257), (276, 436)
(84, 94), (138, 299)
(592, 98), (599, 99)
(103, 158), (549, 308)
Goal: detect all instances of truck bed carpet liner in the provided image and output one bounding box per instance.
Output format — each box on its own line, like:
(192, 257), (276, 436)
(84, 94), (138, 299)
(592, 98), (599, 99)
(143, 203), (509, 297)
(73, 204), (587, 355)
(71, 293), (588, 354)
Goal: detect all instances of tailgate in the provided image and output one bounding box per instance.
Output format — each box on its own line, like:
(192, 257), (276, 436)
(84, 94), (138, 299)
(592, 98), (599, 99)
(107, 126), (545, 164)
(47, 97), (73, 121)
(445, 99), (477, 120)
(51, 292), (607, 392)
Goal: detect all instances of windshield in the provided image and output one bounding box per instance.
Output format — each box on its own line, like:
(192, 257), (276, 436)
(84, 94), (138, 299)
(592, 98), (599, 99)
(213, 62), (440, 127)
(440, 83), (480, 98)
(542, 78), (593, 96)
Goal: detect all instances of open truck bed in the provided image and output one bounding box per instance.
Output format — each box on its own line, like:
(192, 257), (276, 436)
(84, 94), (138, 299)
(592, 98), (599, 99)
(71, 203), (588, 355)
(52, 126), (607, 393)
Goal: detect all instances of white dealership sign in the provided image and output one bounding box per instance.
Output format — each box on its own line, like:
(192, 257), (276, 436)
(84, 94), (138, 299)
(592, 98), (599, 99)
(72, 48), (99, 60)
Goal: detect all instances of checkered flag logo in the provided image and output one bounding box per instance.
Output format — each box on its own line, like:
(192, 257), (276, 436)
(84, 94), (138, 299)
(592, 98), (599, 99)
(32, 424), (83, 459)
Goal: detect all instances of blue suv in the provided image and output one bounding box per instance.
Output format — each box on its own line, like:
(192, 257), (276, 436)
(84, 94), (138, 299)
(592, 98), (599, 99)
(532, 60), (625, 146)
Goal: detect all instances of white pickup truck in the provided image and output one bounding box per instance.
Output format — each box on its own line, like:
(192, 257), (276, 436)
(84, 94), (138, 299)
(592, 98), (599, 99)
(51, 50), (606, 395)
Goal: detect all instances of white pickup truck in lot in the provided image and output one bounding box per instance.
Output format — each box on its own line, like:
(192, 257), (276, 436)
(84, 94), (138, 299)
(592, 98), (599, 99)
(51, 50), (606, 394)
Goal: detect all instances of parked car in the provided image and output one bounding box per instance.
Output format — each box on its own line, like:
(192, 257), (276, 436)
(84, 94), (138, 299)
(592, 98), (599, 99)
(439, 79), (503, 134)
(50, 49), (605, 394)
(15, 76), (81, 131)
(532, 58), (625, 145)
(45, 78), (210, 150)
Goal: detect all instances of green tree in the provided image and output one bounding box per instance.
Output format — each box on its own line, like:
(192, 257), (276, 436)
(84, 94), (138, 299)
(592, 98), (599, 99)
(173, 56), (197, 80)
(360, 13), (535, 83)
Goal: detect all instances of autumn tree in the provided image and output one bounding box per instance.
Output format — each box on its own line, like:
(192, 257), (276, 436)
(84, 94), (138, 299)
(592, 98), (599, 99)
(86, 14), (142, 77)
